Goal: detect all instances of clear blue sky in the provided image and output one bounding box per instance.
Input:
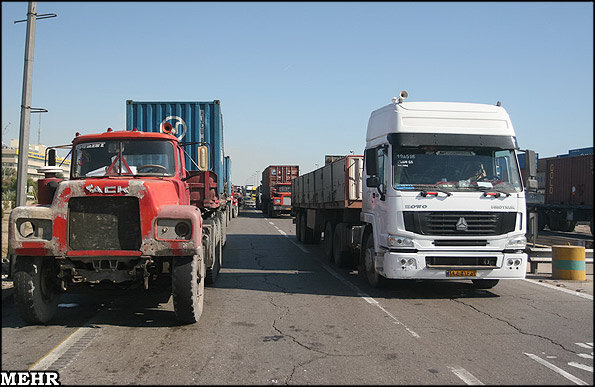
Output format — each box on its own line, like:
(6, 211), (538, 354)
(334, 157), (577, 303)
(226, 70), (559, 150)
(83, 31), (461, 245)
(2, 2), (593, 186)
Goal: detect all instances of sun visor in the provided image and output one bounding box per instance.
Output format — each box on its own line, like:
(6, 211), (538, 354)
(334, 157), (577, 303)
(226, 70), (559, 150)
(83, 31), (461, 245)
(387, 133), (517, 149)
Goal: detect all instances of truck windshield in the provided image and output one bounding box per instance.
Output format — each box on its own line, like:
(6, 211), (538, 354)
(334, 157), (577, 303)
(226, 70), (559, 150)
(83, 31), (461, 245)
(392, 147), (522, 193)
(73, 140), (176, 178)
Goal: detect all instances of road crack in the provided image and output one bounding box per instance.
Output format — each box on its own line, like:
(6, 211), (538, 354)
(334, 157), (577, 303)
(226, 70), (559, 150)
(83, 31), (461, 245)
(451, 298), (579, 354)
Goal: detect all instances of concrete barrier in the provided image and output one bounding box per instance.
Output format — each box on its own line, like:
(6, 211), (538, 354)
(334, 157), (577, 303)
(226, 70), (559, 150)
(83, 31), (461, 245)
(552, 245), (586, 280)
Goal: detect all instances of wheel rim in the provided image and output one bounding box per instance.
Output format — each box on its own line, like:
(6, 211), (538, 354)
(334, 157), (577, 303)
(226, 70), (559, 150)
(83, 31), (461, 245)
(39, 261), (56, 302)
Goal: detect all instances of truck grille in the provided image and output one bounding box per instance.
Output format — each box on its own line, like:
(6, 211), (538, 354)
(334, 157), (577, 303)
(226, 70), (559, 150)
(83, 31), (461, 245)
(425, 256), (498, 268)
(68, 197), (141, 250)
(403, 212), (516, 236)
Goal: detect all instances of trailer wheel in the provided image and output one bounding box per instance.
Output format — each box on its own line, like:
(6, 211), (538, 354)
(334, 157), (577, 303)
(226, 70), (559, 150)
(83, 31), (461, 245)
(217, 212), (227, 247)
(537, 212), (547, 232)
(300, 212), (315, 244)
(323, 221), (335, 260)
(363, 234), (385, 288)
(172, 255), (205, 323)
(471, 279), (499, 289)
(14, 256), (60, 324)
(333, 223), (350, 267)
(206, 237), (222, 285)
(296, 212), (303, 242)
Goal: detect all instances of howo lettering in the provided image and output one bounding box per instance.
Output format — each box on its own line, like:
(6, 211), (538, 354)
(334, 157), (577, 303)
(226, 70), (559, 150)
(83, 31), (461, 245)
(292, 92), (528, 289)
(8, 99), (232, 325)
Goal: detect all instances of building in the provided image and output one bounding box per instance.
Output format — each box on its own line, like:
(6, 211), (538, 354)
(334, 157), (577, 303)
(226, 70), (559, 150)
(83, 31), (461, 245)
(2, 139), (71, 180)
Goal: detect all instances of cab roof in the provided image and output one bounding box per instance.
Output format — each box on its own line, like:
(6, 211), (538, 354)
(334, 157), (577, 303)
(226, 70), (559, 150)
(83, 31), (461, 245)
(72, 129), (178, 145)
(366, 101), (515, 143)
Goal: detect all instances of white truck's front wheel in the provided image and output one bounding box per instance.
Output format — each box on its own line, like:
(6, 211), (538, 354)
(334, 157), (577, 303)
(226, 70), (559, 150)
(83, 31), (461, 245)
(363, 234), (385, 288)
(172, 255), (205, 324)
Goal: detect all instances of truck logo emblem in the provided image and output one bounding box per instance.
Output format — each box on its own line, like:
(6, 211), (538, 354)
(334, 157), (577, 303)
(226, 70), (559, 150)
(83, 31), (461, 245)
(85, 184), (129, 194)
(456, 217), (468, 231)
(160, 116), (187, 140)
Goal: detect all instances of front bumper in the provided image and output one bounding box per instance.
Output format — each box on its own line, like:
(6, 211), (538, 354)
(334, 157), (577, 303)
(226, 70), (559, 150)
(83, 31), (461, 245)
(377, 250), (527, 280)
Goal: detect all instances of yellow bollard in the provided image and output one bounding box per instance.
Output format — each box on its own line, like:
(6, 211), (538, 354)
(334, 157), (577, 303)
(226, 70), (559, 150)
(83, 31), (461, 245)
(551, 245), (586, 280)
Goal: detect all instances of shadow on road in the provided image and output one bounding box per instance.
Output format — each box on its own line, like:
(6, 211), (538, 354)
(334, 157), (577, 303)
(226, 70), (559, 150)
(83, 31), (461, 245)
(2, 286), (190, 329)
(217, 232), (500, 302)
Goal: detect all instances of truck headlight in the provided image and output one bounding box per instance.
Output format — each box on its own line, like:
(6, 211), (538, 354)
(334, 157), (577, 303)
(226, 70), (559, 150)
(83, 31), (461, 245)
(388, 235), (414, 248)
(175, 221), (191, 238)
(156, 219), (192, 240)
(15, 218), (52, 240)
(505, 236), (526, 250)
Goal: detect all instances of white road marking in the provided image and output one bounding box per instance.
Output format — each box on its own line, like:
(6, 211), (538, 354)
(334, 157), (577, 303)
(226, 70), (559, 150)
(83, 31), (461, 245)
(268, 221), (274, 225)
(577, 353), (593, 359)
(448, 367), (484, 385)
(524, 353), (588, 385)
(29, 326), (99, 371)
(568, 362), (593, 373)
(523, 279), (593, 300)
(273, 219), (419, 339)
(576, 343), (593, 349)
(320, 262), (420, 339)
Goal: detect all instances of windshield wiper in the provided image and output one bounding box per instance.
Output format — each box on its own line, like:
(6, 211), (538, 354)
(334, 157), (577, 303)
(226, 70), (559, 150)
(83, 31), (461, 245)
(420, 189), (452, 197)
(475, 186), (511, 197)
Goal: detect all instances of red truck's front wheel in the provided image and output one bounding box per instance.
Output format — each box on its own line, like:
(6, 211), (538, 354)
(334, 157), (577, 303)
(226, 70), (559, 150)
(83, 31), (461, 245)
(13, 256), (60, 324)
(172, 255), (205, 323)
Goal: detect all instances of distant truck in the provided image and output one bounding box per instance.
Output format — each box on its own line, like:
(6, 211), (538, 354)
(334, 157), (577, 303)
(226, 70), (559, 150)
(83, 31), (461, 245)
(293, 92), (529, 289)
(261, 165), (299, 217)
(9, 127), (224, 324)
(520, 149), (593, 234)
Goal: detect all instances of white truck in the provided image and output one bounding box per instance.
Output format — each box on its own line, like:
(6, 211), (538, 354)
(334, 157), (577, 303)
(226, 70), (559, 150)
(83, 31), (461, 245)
(292, 92), (528, 288)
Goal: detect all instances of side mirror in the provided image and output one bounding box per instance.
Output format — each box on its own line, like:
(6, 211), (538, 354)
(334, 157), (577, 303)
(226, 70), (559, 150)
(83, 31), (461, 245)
(197, 145), (208, 171)
(365, 148), (377, 176)
(526, 178), (538, 191)
(366, 176), (380, 188)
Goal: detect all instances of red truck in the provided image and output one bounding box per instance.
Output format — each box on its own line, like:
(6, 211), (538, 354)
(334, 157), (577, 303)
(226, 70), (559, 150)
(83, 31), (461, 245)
(8, 128), (224, 324)
(260, 165), (299, 217)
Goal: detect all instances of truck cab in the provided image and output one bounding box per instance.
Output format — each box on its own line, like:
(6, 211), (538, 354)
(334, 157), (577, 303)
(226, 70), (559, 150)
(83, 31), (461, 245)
(8, 129), (210, 324)
(360, 94), (528, 288)
(266, 183), (292, 217)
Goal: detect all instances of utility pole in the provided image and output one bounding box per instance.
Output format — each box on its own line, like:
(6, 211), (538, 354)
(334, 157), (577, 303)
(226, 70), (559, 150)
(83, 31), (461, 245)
(14, 2), (55, 206)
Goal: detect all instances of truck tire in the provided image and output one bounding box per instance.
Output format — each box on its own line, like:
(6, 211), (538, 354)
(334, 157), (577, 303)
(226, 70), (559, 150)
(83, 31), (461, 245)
(362, 234), (385, 288)
(14, 256), (60, 324)
(333, 223), (351, 267)
(205, 217), (222, 285)
(206, 237), (222, 285)
(311, 223), (322, 244)
(471, 279), (499, 289)
(217, 212), (227, 246)
(300, 212), (315, 244)
(172, 255), (205, 323)
(296, 212), (303, 242)
(323, 221), (335, 261)
(548, 214), (576, 232)
(537, 212), (547, 232)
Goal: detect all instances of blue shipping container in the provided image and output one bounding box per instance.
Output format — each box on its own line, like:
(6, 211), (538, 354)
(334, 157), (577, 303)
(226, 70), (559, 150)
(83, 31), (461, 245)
(126, 100), (226, 195)
(568, 147), (593, 156)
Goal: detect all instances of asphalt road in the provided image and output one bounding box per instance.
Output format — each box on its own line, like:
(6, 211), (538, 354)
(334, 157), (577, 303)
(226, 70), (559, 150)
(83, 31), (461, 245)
(2, 208), (593, 385)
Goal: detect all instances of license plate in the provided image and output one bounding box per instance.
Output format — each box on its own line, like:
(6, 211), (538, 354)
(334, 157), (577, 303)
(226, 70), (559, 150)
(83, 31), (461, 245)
(446, 270), (477, 277)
